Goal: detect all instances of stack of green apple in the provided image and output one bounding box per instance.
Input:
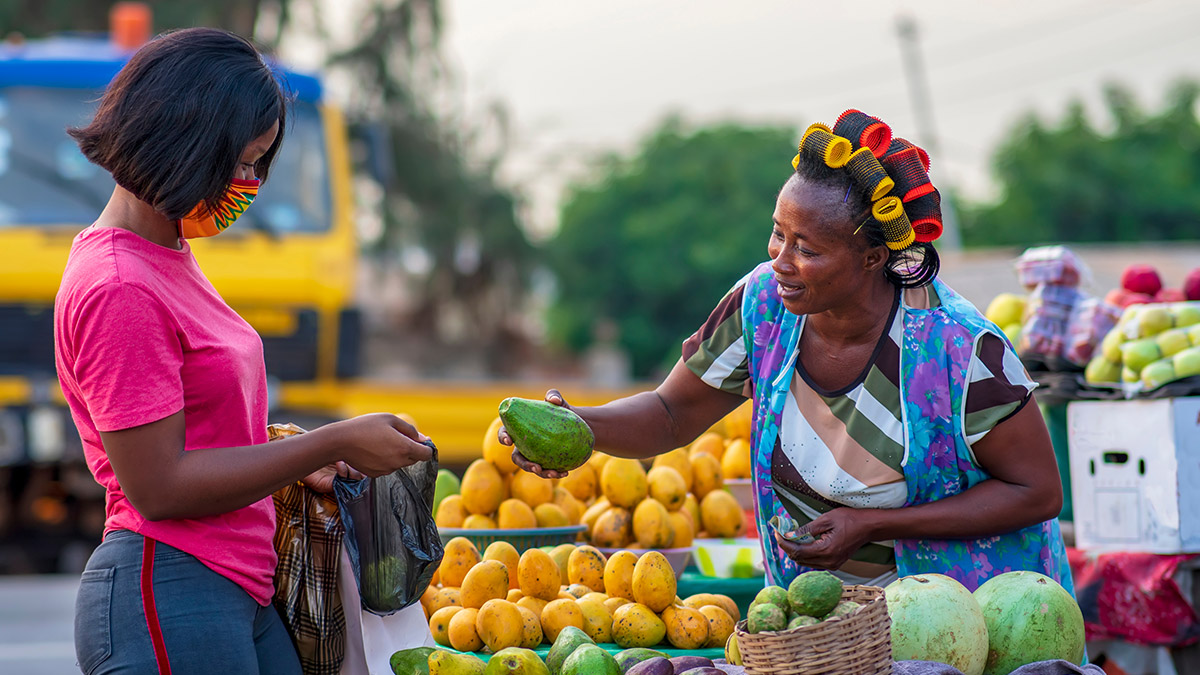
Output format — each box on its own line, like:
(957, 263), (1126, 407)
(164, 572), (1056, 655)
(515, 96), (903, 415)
(1085, 302), (1200, 390)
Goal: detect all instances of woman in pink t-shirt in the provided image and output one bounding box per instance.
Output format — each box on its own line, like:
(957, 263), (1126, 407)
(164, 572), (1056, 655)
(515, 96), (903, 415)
(54, 28), (431, 675)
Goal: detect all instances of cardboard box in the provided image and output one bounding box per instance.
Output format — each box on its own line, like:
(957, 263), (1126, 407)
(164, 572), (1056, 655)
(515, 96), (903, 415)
(1068, 397), (1200, 553)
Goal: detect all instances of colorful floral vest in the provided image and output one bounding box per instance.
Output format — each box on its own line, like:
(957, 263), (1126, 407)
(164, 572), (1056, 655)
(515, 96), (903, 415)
(742, 262), (1074, 595)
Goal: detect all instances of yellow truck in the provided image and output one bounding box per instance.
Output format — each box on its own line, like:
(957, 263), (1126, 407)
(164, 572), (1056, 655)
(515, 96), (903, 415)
(0, 28), (639, 571)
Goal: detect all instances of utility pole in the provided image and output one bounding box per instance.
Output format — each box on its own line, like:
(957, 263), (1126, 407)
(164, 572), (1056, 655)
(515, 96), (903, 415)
(895, 14), (963, 252)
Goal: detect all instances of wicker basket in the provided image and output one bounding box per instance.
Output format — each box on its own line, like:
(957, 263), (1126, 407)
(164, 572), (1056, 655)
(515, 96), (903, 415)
(735, 584), (892, 675)
(437, 525), (586, 553)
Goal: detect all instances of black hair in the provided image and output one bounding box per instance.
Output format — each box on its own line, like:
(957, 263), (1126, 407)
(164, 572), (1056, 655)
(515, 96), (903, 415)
(789, 149), (940, 289)
(68, 27), (288, 220)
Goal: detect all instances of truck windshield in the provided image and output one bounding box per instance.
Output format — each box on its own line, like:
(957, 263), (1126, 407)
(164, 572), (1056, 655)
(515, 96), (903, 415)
(0, 86), (331, 233)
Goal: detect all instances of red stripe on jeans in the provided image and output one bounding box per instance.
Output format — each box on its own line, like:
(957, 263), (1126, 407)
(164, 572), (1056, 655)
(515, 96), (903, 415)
(140, 537), (173, 675)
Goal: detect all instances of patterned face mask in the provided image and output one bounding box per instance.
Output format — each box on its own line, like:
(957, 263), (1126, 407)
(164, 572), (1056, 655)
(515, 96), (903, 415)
(177, 178), (260, 238)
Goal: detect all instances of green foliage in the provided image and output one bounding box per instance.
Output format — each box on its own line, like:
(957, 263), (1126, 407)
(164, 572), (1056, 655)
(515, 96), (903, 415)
(963, 80), (1200, 247)
(548, 117), (796, 377)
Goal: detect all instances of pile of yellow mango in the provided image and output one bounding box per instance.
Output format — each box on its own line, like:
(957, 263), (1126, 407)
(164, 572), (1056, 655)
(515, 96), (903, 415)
(420, 536), (741, 653)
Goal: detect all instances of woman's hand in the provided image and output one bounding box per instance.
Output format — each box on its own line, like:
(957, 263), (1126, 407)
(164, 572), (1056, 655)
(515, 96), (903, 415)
(773, 508), (873, 570)
(317, 413), (433, 478)
(503, 389), (572, 480)
(300, 460), (365, 494)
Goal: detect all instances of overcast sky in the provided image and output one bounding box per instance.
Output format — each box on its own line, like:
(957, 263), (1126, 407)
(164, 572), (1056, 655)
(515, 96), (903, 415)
(292, 0), (1200, 238)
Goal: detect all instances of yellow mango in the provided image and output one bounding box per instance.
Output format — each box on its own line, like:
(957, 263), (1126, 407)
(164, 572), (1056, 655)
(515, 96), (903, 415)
(506, 588), (524, 602)
(567, 545), (607, 593)
(483, 541), (521, 591)
(651, 449), (694, 493)
(428, 605), (461, 647)
(683, 593), (741, 623)
(581, 497), (611, 533)
(516, 595), (548, 618)
(428, 587), (462, 615)
(723, 400), (752, 441)
(517, 548), (561, 601)
(688, 432), (726, 461)
(690, 452), (724, 500)
(631, 551), (677, 613)
(434, 494), (467, 528)
(475, 599), (524, 652)
(460, 459), (504, 516)
(682, 494), (701, 534)
(534, 503), (570, 528)
(646, 466), (687, 512)
(581, 591), (608, 604)
(565, 583), (591, 599)
(662, 605), (711, 650)
(699, 604), (736, 648)
(515, 604), (544, 649)
(722, 438), (752, 480)
(632, 498), (674, 549)
(439, 537), (481, 588)
(600, 458), (648, 509)
(496, 498), (538, 529)
(611, 602), (667, 649)
(590, 507), (632, 548)
(447, 607), (482, 652)
(462, 513), (497, 530)
(557, 464), (597, 502)
(540, 598), (584, 643)
(577, 596), (614, 643)
(552, 487), (585, 525)
(429, 650), (485, 675)
(483, 416), (518, 475)
(586, 451), (611, 476)
(668, 510), (694, 548)
(460, 559), (509, 609)
(602, 549), (637, 600)
(510, 471), (554, 507)
(700, 489), (745, 538)
(603, 596), (632, 614)
(548, 544), (575, 584)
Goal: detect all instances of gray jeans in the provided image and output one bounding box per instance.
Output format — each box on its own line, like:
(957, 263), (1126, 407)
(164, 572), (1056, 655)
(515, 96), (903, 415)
(74, 529), (301, 675)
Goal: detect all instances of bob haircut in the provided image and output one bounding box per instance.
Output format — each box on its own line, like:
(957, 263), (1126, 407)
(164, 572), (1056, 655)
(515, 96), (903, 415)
(69, 27), (288, 220)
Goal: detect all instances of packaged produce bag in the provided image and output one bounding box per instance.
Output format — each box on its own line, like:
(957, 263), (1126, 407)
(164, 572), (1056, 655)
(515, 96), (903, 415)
(269, 423), (347, 675)
(333, 438), (444, 615)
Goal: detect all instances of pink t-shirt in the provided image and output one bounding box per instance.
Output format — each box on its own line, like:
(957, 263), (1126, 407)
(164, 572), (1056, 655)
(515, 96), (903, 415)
(54, 225), (277, 605)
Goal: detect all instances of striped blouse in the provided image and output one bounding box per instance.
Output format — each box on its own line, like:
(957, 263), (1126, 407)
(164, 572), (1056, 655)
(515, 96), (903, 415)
(682, 277), (1035, 579)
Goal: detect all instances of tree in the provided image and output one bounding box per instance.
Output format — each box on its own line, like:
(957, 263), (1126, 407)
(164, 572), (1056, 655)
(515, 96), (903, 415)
(962, 80), (1200, 247)
(547, 117), (797, 378)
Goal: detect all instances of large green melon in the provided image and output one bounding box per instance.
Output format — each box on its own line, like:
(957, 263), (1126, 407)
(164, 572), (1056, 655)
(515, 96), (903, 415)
(973, 571), (1085, 675)
(885, 574), (989, 675)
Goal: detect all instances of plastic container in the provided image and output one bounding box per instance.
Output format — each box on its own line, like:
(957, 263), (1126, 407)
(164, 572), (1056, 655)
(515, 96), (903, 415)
(436, 525), (586, 553)
(692, 537), (764, 578)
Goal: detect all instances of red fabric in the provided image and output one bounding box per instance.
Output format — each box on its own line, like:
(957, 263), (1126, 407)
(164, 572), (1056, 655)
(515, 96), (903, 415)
(141, 537), (173, 675)
(1067, 547), (1200, 647)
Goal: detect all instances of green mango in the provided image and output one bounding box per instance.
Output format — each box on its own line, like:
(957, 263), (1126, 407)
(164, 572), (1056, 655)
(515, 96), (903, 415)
(545, 625), (595, 675)
(561, 644), (620, 675)
(613, 648), (668, 673)
(483, 647), (550, 675)
(433, 469), (460, 517)
(428, 650), (485, 675)
(498, 398), (594, 472)
(390, 646), (438, 675)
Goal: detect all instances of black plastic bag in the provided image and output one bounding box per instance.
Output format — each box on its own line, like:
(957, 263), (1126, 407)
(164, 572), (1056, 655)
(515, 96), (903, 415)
(333, 438), (444, 615)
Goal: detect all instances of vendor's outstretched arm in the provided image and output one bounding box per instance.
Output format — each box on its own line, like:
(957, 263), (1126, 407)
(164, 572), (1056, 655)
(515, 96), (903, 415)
(779, 399), (1064, 570)
(507, 359), (744, 477)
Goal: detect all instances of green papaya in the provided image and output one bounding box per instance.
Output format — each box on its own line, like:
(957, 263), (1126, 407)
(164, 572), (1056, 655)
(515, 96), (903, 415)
(498, 398), (594, 472)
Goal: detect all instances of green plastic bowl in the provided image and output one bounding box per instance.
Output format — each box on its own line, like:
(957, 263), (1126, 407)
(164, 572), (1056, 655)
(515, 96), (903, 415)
(437, 525), (586, 553)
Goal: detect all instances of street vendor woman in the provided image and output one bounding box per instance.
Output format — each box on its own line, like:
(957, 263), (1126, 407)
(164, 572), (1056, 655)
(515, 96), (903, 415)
(507, 110), (1074, 594)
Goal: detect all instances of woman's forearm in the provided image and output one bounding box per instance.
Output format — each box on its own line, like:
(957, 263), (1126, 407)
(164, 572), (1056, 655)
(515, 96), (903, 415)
(863, 477), (1062, 542)
(572, 391), (688, 460)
